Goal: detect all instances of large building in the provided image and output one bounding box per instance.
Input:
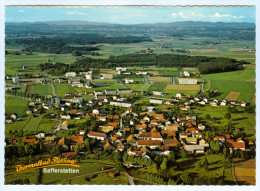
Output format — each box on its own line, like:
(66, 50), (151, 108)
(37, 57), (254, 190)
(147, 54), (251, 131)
(65, 72), (76, 78)
(100, 73), (113, 79)
(150, 98), (164, 104)
(179, 78), (197, 85)
(110, 101), (132, 108)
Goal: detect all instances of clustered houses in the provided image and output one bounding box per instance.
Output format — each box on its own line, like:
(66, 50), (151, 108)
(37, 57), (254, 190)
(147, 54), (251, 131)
(5, 67), (253, 164)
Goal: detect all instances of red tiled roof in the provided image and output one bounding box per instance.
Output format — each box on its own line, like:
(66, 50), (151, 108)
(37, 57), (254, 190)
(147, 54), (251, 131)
(23, 137), (36, 143)
(62, 152), (77, 158)
(136, 125), (147, 130)
(164, 138), (179, 146)
(88, 131), (105, 137)
(137, 140), (161, 146)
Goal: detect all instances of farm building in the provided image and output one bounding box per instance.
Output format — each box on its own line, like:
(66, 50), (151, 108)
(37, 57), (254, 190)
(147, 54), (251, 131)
(153, 90), (163, 96)
(110, 101), (132, 108)
(65, 72), (76, 78)
(12, 76), (20, 84)
(85, 71), (93, 82)
(100, 73), (113, 79)
(105, 89), (117, 95)
(183, 71), (190, 77)
(184, 145), (205, 154)
(117, 89), (132, 94)
(178, 78), (197, 85)
(136, 140), (161, 149)
(88, 131), (107, 141)
(116, 67), (127, 72)
(125, 78), (134, 84)
(136, 71), (148, 75)
(150, 98), (164, 104)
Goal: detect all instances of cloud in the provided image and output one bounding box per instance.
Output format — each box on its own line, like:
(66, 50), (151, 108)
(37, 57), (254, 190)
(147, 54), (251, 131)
(65, 11), (86, 15)
(172, 12), (177, 17)
(18, 10), (24, 13)
(212, 12), (238, 19)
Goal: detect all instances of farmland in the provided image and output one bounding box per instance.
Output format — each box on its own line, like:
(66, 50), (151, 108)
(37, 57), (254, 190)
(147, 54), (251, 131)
(5, 96), (28, 115)
(33, 85), (53, 96)
(54, 84), (75, 97)
(148, 76), (172, 83)
(125, 84), (151, 92)
(234, 159), (255, 185)
(203, 68), (255, 102)
(225, 92), (241, 101)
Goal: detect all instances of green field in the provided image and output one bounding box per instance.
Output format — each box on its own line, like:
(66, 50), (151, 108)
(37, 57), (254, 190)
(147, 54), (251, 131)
(134, 154), (234, 185)
(22, 116), (42, 132)
(5, 96), (28, 115)
(126, 84), (151, 91)
(203, 68), (255, 102)
(148, 84), (167, 93)
(54, 84), (75, 97)
(33, 85), (53, 96)
(193, 105), (255, 140)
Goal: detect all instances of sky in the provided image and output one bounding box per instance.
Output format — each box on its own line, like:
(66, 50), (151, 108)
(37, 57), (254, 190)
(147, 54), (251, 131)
(5, 6), (255, 24)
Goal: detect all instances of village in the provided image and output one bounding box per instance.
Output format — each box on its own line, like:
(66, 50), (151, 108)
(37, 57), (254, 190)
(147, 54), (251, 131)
(5, 66), (252, 162)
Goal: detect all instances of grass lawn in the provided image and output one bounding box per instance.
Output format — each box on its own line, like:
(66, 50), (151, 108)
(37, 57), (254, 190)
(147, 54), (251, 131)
(203, 68), (255, 102)
(136, 154), (234, 185)
(126, 84), (151, 91)
(22, 115), (42, 132)
(54, 84), (75, 97)
(37, 118), (56, 133)
(33, 84), (53, 96)
(5, 96), (28, 115)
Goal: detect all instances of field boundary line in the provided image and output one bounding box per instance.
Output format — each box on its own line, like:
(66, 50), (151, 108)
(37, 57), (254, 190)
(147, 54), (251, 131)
(232, 163), (238, 185)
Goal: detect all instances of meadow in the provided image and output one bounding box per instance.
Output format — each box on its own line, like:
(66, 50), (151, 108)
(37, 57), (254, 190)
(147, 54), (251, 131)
(203, 68), (255, 102)
(54, 84), (75, 97)
(5, 96), (28, 115)
(33, 84), (53, 96)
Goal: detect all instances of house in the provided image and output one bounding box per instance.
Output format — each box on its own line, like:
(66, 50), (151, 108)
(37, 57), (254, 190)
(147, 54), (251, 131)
(12, 76), (20, 84)
(176, 93), (182, 98)
(199, 139), (209, 147)
(137, 140), (161, 149)
(109, 101), (132, 108)
(45, 136), (55, 144)
(161, 130), (176, 137)
(183, 71), (190, 77)
(94, 90), (103, 96)
(179, 133), (188, 139)
(23, 137), (37, 143)
(98, 126), (114, 133)
(178, 78), (197, 85)
(186, 137), (197, 145)
(192, 132), (203, 139)
(153, 90), (163, 96)
(105, 89), (117, 95)
(136, 71), (147, 75)
(104, 141), (115, 151)
(100, 73), (113, 79)
(163, 138), (179, 147)
(98, 116), (107, 122)
(184, 145), (205, 154)
(214, 136), (225, 143)
(198, 123), (206, 130)
(26, 109), (32, 115)
(127, 135), (137, 145)
(166, 123), (180, 131)
(136, 125), (147, 132)
(35, 132), (45, 139)
(150, 98), (164, 104)
(92, 109), (99, 115)
(61, 121), (69, 130)
(125, 78), (134, 84)
(241, 101), (247, 107)
(88, 131), (107, 141)
(62, 152), (77, 158)
(65, 72), (76, 78)
(108, 172), (116, 177)
(117, 89), (132, 94)
(147, 106), (155, 112)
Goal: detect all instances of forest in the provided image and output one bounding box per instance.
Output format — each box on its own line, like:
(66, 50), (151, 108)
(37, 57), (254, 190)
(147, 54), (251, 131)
(39, 54), (249, 75)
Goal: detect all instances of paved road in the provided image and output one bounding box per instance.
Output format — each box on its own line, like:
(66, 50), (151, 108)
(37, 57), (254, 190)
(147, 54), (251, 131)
(42, 72), (56, 96)
(122, 171), (135, 185)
